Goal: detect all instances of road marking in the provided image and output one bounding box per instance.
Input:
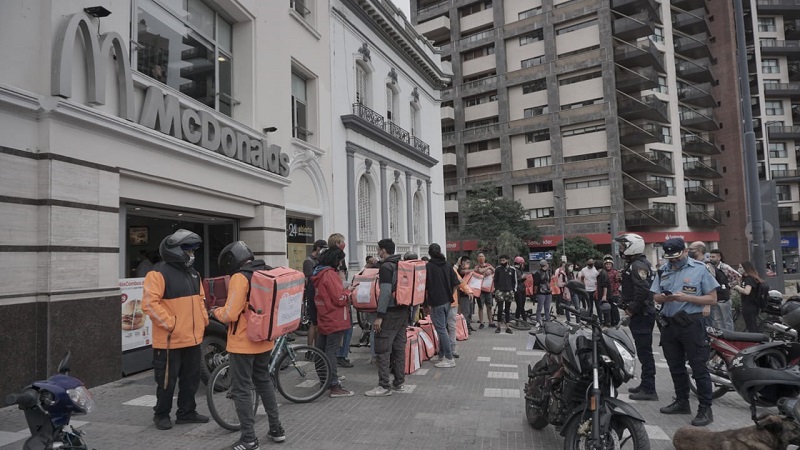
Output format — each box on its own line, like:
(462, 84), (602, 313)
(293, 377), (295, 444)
(489, 363), (518, 368)
(477, 356), (491, 362)
(483, 388), (520, 398)
(0, 430), (31, 447)
(396, 384), (417, 394)
(492, 347), (517, 352)
(517, 350), (544, 357)
(644, 424), (670, 440)
(488, 371), (519, 380)
(123, 395), (160, 407)
(412, 368), (430, 376)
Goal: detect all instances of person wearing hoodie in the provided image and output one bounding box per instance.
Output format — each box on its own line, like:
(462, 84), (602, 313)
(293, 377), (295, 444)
(424, 243), (461, 368)
(493, 255), (518, 334)
(311, 247), (355, 398)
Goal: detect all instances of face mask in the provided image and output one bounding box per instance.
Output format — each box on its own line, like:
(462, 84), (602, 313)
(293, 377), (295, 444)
(670, 258), (688, 269)
(500, 262), (507, 266)
(186, 255), (195, 267)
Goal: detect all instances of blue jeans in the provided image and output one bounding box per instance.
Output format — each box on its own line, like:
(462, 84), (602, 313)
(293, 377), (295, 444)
(337, 325), (353, 359)
(431, 304), (453, 359)
(535, 294), (552, 324)
(446, 305), (457, 355)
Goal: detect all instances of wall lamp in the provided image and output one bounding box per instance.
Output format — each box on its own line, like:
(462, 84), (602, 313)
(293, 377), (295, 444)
(263, 127), (278, 133)
(84, 6), (111, 18)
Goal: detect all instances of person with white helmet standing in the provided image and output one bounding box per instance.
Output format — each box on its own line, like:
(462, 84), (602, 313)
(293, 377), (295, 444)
(615, 233), (659, 402)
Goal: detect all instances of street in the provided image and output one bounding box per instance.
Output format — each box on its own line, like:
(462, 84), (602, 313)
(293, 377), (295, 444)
(0, 322), (761, 450)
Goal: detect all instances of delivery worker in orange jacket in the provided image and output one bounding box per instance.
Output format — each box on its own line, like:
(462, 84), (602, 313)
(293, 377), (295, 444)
(211, 241), (285, 449)
(142, 229), (209, 431)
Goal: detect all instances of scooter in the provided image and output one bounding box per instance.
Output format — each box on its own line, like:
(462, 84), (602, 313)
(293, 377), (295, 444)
(5, 352), (96, 450)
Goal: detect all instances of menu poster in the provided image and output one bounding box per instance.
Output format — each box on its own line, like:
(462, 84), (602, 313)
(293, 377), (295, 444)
(120, 278), (152, 352)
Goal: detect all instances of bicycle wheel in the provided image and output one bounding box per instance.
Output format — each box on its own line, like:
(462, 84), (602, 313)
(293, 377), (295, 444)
(274, 345), (331, 403)
(207, 363), (257, 431)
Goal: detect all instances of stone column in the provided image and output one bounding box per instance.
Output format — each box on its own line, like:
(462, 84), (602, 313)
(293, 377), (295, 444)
(380, 161), (389, 238)
(426, 179), (433, 245)
(405, 171), (413, 244)
(346, 148), (358, 269)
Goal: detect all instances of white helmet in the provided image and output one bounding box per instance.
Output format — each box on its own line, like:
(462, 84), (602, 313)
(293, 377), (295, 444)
(615, 233), (645, 257)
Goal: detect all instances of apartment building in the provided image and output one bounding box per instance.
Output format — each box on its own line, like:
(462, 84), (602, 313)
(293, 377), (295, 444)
(411, 0), (726, 260)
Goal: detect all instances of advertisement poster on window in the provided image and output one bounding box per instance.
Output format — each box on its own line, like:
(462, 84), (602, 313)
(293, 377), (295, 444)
(286, 217), (314, 272)
(120, 278), (152, 352)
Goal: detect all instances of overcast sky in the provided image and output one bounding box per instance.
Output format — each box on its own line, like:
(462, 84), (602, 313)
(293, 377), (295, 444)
(391, 0), (411, 18)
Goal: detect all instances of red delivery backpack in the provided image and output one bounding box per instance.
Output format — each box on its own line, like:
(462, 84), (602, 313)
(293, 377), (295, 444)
(481, 273), (494, 293)
(456, 313), (469, 341)
(246, 267), (305, 341)
(405, 327), (421, 374)
(418, 316), (440, 353)
(463, 272), (483, 297)
(524, 273), (535, 297)
(203, 275), (230, 310)
(396, 260), (427, 306)
(417, 327), (437, 360)
(351, 268), (379, 312)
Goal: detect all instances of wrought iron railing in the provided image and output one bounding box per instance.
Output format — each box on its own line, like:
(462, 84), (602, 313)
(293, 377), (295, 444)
(351, 103), (430, 155)
(387, 120), (411, 144)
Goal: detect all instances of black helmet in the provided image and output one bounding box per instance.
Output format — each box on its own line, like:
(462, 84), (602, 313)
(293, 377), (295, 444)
(159, 229), (202, 264)
(729, 344), (800, 407)
(218, 241), (254, 275)
(782, 296), (800, 330)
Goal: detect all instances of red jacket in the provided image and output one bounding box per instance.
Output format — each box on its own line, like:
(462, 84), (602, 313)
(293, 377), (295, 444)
(311, 266), (352, 335)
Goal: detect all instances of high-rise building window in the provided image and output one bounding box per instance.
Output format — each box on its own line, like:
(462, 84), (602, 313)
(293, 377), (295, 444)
(136, 0), (234, 115)
(758, 17), (776, 32)
(518, 6), (542, 20)
(651, 27), (664, 43)
(522, 79), (547, 94)
(521, 55), (546, 68)
(777, 185), (792, 201)
(528, 207), (554, 218)
(770, 142), (788, 158)
(527, 155), (552, 167)
(661, 126), (672, 144)
(762, 59), (780, 74)
(567, 206), (611, 216)
(528, 181), (554, 193)
(654, 76), (668, 94)
(520, 29), (544, 46)
(525, 129), (551, 143)
(765, 100), (784, 115)
(771, 163), (789, 177)
(565, 178), (609, 189)
(524, 106), (549, 117)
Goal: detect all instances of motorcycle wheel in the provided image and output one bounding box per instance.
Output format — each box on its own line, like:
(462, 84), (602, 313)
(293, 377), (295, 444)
(524, 377), (549, 429)
(200, 335), (227, 386)
(563, 414), (649, 450)
(688, 349), (729, 400)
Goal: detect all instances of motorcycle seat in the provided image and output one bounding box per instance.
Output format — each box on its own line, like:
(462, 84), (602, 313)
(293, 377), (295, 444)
(718, 329), (769, 343)
(544, 321), (569, 337)
(544, 335), (565, 354)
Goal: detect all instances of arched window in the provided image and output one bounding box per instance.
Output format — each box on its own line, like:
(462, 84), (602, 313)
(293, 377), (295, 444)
(389, 185), (401, 241)
(386, 84), (398, 122)
(413, 192), (423, 244)
(410, 102), (421, 136)
(358, 176), (373, 241)
(356, 63), (370, 106)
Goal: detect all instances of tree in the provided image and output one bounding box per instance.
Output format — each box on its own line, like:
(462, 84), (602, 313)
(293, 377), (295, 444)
(461, 184), (540, 261)
(553, 236), (603, 266)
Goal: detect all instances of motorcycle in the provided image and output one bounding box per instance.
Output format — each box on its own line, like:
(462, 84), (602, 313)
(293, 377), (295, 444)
(524, 281), (649, 450)
(5, 352), (96, 450)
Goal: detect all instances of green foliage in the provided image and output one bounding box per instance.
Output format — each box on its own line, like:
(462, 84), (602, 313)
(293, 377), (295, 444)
(460, 184), (540, 261)
(553, 236), (603, 266)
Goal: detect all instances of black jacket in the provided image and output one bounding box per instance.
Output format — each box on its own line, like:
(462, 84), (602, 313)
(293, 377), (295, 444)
(621, 254), (654, 316)
(377, 254), (403, 317)
(494, 264), (518, 291)
(425, 258), (459, 307)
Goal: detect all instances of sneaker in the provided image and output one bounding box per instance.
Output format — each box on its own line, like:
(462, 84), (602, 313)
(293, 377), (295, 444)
(228, 438), (259, 450)
(267, 426), (286, 443)
(435, 358), (456, 368)
(505, 328), (513, 334)
(153, 415), (172, 430)
(175, 412), (209, 424)
(629, 391), (659, 401)
(329, 386), (354, 398)
(479, 323), (485, 329)
(452, 353), (460, 359)
(392, 384), (406, 392)
(660, 399), (691, 415)
(495, 327), (502, 334)
(628, 384), (644, 394)
(488, 323), (497, 328)
(691, 407), (713, 426)
(337, 357), (354, 368)
(337, 375), (346, 381)
(365, 386), (392, 397)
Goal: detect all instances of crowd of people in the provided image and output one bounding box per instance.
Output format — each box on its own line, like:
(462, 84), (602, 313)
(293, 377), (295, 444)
(139, 227), (771, 449)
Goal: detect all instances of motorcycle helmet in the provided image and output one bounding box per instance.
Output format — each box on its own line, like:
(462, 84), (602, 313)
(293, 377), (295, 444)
(218, 241), (255, 275)
(514, 256), (525, 265)
(614, 233), (644, 257)
(763, 290), (785, 316)
(403, 251), (418, 261)
(159, 229), (202, 265)
(729, 345), (800, 407)
(781, 296), (800, 331)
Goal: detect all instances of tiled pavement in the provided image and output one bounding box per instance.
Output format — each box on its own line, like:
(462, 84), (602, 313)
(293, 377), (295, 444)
(0, 320), (765, 450)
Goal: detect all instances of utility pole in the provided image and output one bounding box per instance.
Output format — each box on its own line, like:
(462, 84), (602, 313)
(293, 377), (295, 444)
(733, 0), (767, 278)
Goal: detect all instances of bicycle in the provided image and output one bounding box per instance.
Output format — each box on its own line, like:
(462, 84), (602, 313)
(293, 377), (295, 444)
(206, 333), (332, 431)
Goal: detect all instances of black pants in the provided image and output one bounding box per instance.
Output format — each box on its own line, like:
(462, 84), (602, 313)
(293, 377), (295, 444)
(152, 345), (201, 419)
(514, 290), (526, 320)
(629, 313), (656, 392)
(661, 316), (712, 407)
(374, 307), (408, 389)
(316, 329), (345, 388)
(742, 299), (760, 332)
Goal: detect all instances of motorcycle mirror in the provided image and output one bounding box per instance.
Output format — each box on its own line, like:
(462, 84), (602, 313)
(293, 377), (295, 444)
(57, 351), (72, 375)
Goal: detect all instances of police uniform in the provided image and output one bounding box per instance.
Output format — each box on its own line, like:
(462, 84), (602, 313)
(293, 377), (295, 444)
(650, 256), (719, 410)
(620, 254), (657, 396)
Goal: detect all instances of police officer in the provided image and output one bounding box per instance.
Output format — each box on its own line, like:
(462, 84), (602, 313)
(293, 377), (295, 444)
(615, 234), (658, 401)
(651, 237), (719, 427)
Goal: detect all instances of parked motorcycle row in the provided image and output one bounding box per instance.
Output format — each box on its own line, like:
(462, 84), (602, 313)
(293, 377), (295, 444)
(524, 280), (800, 450)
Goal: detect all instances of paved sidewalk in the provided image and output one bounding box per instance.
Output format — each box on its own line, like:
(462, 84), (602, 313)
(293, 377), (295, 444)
(1, 320), (761, 450)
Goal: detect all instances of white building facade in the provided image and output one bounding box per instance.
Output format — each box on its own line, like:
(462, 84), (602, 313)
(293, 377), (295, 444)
(330, 0), (451, 269)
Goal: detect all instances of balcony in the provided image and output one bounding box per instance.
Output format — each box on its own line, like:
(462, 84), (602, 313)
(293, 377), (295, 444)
(685, 185), (723, 202)
(779, 211), (800, 228)
(460, 7), (493, 34)
(619, 119), (661, 146)
(466, 148), (501, 168)
(614, 39), (665, 71)
(445, 199), (459, 214)
(416, 15), (451, 42)
(763, 82), (800, 99)
(462, 53), (497, 77)
(687, 210), (723, 227)
(622, 148), (674, 174)
(671, 0), (707, 13)
(612, 12), (656, 41)
(772, 169), (800, 179)
(682, 131), (722, 155)
(623, 178), (671, 199)
(615, 65), (659, 93)
(612, 0), (660, 17)
(675, 57), (715, 83)
(617, 93), (671, 122)
(678, 82), (716, 108)
(672, 8), (711, 35)
(441, 105), (455, 123)
(442, 152), (457, 167)
(464, 101), (499, 122)
(768, 126), (800, 140)
(684, 159), (722, 178)
(417, 0), (450, 21)
(674, 32), (712, 59)
(347, 103), (431, 156)
(680, 107), (719, 131)
(625, 208), (677, 227)
(760, 40), (800, 56)
(756, 0), (800, 15)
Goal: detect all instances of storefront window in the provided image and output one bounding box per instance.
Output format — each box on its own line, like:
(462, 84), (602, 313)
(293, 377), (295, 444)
(286, 217), (315, 271)
(136, 0), (234, 115)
